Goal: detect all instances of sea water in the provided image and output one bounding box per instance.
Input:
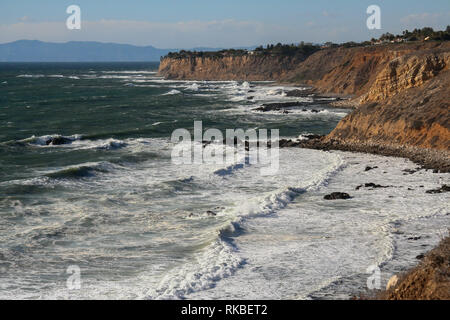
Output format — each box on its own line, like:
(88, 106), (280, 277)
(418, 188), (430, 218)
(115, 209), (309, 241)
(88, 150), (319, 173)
(0, 62), (448, 299)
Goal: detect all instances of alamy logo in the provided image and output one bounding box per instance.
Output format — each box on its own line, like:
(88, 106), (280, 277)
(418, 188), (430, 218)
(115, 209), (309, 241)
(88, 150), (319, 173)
(366, 5), (381, 30)
(366, 265), (381, 289)
(66, 265), (81, 290)
(171, 121), (279, 176)
(66, 5), (81, 30)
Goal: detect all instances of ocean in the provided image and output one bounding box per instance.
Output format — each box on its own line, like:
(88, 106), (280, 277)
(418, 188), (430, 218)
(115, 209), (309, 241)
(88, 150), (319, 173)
(0, 62), (448, 299)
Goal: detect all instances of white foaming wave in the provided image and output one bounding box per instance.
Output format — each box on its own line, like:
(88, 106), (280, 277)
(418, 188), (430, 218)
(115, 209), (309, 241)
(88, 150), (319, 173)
(253, 108), (349, 118)
(101, 71), (158, 74)
(227, 152), (344, 220)
(221, 83), (309, 104)
(162, 89), (182, 95)
(17, 134), (130, 151)
(373, 195), (450, 269)
(42, 161), (118, 180)
(143, 238), (244, 300)
(212, 146), (252, 177)
(143, 150), (344, 299)
(17, 74), (45, 78)
(214, 162), (245, 176)
(99, 75), (141, 79)
(19, 134), (83, 146)
(17, 74), (82, 80)
(94, 139), (127, 150)
(241, 81), (250, 89)
(186, 83), (199, 91)
(57, 138), (127, 151)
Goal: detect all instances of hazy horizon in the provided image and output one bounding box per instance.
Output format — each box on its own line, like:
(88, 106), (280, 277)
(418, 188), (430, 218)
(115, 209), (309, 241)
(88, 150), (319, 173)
(1, 0), (449, 48)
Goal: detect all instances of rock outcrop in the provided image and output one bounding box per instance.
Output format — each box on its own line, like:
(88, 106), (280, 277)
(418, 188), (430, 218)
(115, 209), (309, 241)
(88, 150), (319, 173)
(159, 54), (308, 81)
(324, 49), (450, 151)
(283, 42), (450, 152)
(159, 42), (450, 156)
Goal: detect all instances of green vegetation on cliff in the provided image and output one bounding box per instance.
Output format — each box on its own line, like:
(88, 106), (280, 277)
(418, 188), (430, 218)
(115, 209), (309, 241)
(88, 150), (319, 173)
(164, 42), (321, 60)
(162, 27), (450, 61)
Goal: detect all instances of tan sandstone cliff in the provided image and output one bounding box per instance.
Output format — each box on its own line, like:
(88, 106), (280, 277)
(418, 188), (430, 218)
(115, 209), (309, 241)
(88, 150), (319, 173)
(159, 42), (450, 154)
(311, 43), (450, 151)
(159, 54), (307, 81)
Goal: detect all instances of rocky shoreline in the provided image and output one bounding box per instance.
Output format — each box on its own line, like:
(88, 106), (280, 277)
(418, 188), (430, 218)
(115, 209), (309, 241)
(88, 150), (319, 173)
(249, 84), (449, 173)
(279, 136), (450, 173)
(374, 235), (449, 300)
(159, 41), (449, 300)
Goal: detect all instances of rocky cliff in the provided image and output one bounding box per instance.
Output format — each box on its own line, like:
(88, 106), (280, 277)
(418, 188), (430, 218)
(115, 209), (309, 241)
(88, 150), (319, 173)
(311, 43), (450, 152)
(158, 54), (307, 81)
(159, 42), (450, 156)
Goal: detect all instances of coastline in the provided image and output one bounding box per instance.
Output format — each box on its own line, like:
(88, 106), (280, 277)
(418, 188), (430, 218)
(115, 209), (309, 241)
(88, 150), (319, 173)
(279, 136), (450, 173)
(374, 235), (449, 300)
(1, 62), (447, 300)
(156, 41), (449, 299)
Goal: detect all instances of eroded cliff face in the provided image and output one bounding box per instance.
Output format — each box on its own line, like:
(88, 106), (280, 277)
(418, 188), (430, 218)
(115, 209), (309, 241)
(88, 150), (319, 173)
(159, 42), (450, 152)
(284, 42), (449, 97)
(281, 42), (450, 151)
(158, 55), (306, 81)
(321, 44), (450, 151)
(358, 50), (449, 104)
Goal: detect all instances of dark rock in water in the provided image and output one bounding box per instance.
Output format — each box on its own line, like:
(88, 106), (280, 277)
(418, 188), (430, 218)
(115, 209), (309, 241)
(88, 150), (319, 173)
(303, 134), (323, 140)
(311, 109), (319, 113)
(365, 166), (378, 172)
(46, 136), (72, 145)
(223, 136), (244, 146)
(278, 139), (290, 148)
(247, 96), (254, 100)
(285, 89), (315, 97)
(254, 101), (308, 112)
(355, 183), (390, 190)
(206, 210), (217, 216)
(279, 139), (301, 148)
(416, 254), (425, 260)
(425, 185), (450, 194)
(248, 90), (255, 93)
(202, 140), (212, 145)
(408, 236), (421, 240)
(285, 140), (298, 147)
(402, 168), (418, 174)
(324, 192), (351, 200)
(282, 109), (289, 114)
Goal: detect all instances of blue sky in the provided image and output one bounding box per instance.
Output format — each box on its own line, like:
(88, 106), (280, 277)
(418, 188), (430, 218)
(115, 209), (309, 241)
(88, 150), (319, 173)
(1, 0), (449, 47)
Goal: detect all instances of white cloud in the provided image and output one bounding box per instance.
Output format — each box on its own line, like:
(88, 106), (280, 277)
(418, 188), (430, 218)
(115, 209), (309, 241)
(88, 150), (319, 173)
(400, 12), (450, 29)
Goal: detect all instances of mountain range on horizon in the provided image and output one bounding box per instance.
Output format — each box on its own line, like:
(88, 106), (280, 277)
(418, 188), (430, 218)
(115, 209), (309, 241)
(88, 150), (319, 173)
(0, 40), (256, 62)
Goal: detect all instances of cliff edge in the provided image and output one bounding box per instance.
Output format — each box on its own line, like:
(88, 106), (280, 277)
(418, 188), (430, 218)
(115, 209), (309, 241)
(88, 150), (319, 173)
(158, 42), (450, 169)
(289, 42), (450, 152)
(159, 54), (307, 81)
